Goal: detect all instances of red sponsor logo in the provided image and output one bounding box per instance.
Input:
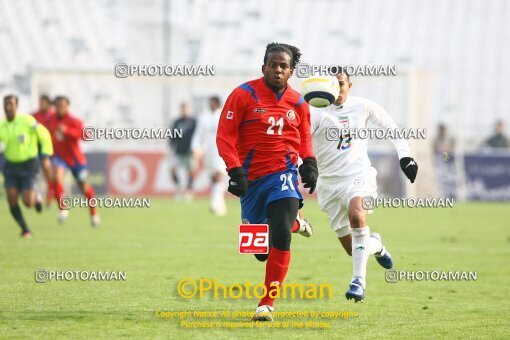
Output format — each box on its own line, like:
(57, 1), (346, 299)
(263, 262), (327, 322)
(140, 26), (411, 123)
(238, 224), (269, 254)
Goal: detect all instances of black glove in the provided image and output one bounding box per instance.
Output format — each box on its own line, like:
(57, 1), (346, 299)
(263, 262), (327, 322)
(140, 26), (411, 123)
(400, 157), (418, 183)
(228, 167), (248, 197)
(299, 157), (318, 194)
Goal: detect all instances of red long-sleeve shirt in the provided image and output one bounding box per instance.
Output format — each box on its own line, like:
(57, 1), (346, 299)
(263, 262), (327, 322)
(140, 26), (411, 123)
(46, 112), (87, 166)
(216, 77), (315, 181)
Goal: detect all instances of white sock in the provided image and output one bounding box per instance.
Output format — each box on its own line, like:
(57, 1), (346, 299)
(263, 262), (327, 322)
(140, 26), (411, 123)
(210, 182), (219, 208)
(210, 182), (226, 211)
(367, 234), (383, 255)
(351, 226), (371, 287)
(216, 182), (226, 210)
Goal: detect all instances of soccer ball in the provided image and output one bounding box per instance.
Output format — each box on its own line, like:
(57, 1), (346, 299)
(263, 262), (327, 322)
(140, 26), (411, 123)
(300, 76), (340, 108)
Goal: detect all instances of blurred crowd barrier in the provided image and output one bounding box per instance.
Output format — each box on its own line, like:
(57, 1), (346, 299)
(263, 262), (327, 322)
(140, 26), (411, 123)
(2, 150), (508, 201)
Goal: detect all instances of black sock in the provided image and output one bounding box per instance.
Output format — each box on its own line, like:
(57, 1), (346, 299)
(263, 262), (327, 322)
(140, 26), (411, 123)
(10, 205), (29, 232)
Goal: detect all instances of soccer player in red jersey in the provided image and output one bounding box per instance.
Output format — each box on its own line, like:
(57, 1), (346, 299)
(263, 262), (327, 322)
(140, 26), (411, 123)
(216, 43), (318, 321)
(33, 95), (54, 126)
(33, 95), (56, 207)
(46, 96), (99, 226)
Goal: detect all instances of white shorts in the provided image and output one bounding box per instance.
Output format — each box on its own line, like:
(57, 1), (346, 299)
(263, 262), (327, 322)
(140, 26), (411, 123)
(316, 167), (378, 238)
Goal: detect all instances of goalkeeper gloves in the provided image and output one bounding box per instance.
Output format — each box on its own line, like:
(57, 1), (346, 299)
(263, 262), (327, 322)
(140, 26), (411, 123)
(299, 157), (319, 194)
(227, 167), (248, 197)
(399, 157), (418, 183)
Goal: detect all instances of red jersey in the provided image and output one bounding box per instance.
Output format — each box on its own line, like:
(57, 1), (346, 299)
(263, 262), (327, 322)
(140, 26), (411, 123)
(216, 77), (315, 181)
(46, 112), (87, 166)
(33, 109), (55, 128)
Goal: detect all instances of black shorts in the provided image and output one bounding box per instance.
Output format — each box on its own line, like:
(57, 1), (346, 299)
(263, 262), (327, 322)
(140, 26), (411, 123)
(3, 158), (39, 191)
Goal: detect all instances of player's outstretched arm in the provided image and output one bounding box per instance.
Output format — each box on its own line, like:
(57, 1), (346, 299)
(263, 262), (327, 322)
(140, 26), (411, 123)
(299, 158), (318, 193)
(34, 122), (54, 157)
(296, 101), (318, 193)
(367, 100), (418, 183)
(216, 89), (247, 196)
(399, 157), (418, 183)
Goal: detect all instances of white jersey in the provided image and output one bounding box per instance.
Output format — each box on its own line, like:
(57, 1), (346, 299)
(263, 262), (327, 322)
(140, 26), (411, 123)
(192, 108), (221, 156)
(310, 95), (411, 182)
(192, 108), (224, 172)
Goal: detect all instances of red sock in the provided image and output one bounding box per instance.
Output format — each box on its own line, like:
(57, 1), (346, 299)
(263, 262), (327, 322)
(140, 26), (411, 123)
(54, 181), (64, 210)
(259, 248), (291, 307)
(85, 186), (96, 216)
(291, 220), (300, 233)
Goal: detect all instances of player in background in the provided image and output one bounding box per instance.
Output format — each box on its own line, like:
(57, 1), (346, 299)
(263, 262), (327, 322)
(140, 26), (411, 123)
(33, 95), (54, 126)
(310, 72), (418, 302)
(0, 95), (53, 238)
(216, 43), (318, 321)
(46, 96), (99, 226)
(192, 96), (227, 216)
(33, 95), (56, 207)
(169, 102), (196, 202)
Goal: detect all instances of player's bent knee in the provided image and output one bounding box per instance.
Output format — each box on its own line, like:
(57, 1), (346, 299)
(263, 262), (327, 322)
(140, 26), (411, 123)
(267, 198), (298, 251)
(348, 210), (365, 228)
(270, 217), (292, 250)
(272, 232), (291, 251)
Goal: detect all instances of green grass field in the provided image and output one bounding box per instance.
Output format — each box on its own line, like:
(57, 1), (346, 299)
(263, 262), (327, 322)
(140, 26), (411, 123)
(0, 198), (509, 339)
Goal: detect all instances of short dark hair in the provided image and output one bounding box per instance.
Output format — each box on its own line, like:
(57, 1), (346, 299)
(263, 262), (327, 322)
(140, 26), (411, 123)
(338, 66), (350, 82)
(3, 94), (18, 104)
(263, 42), (302, 69)
(54, 95), (70, 105)
(40, 94), (51, 104)
(209, 96), (221, 106)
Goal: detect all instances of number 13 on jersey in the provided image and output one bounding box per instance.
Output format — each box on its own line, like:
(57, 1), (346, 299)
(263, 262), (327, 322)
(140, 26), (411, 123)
(337, 135), (352, 150)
